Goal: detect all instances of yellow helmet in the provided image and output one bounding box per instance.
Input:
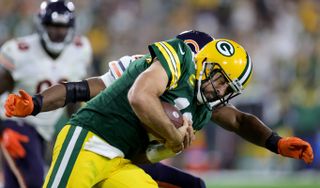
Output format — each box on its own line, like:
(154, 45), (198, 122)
(195, 39), (253, 109)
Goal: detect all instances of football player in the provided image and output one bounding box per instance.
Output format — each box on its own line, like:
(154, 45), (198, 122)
(5, 33), (314, 187)
(0, 0), (91, 187)
(5, 30), (212, 188)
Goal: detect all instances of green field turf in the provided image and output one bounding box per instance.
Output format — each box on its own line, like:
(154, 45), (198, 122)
(198, 170), (320, 188)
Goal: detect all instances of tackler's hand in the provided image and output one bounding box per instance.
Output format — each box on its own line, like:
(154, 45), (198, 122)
(4, 89), (34, 117)
(278, 137), (314, 164)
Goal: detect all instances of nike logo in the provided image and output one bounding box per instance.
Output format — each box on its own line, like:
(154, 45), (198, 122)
(178, 44), (185, 55)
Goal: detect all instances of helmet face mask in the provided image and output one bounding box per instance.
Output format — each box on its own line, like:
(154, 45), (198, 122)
(36, 0), (76, 55)
(40, 24), (75, 54)
(195, 39), (253, 110)
(197, 61), (241, 110)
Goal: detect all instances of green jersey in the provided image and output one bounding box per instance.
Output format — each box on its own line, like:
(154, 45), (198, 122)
(69, 38), (211, 158)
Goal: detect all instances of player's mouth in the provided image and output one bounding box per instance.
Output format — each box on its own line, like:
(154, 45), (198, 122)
(204, 90), (220, 102)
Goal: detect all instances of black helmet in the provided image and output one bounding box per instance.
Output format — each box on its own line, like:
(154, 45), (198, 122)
(176, 30), (214, 54)
(37, 0), (76, 54)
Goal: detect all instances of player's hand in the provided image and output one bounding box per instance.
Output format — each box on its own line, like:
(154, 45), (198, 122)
(165, 116), (191, 153)
(182, 116), (195, 149)
(278, 137), (314, 164)
(164, 138), (183, 153)
(4, 89), (34, 117)
(1, 128), (29, 158)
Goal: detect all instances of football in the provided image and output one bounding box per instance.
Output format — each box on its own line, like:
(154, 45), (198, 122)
(161, 101), (183, 128)
(141, 101), (184, 140)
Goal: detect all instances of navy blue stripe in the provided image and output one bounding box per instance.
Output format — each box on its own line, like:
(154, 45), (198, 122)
(117, 60), (126, 72)
(110, 70), (116, 79)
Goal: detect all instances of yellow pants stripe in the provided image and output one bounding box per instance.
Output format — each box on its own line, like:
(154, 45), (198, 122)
(44, 125), (158, 188)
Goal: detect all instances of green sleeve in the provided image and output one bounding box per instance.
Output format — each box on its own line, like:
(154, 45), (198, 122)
(148, 38), (192, 89)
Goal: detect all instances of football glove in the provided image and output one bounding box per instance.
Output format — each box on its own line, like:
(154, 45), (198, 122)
(278, 137), (314, 164)
(1, 128), (29, 158)
(4, 89), (34, 117)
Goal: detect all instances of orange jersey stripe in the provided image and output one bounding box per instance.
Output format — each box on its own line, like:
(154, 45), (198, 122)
(110, 62), (122, 78)
(184, 39), (200, 53)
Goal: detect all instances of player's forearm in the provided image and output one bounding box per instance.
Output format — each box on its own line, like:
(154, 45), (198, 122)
(128, 60), (182, 143)
(128, 92), (180, 142)
(86, 77), (106, 97)
(38, 78), (105, 113)
(40, 84), (67, 112)
(236, 113), (314, 163)
(235, 113), (272, 147)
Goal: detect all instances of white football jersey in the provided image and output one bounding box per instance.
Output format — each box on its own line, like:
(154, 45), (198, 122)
(0, 34), (92, 140)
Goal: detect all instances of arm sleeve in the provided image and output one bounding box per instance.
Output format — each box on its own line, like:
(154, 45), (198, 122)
(99, 71), (114, 88)
(100, 55), (137, 87)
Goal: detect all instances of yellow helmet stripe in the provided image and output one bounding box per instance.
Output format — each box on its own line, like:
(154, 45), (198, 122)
(154, 42), (181, 89)
(238, 53), (253, 86)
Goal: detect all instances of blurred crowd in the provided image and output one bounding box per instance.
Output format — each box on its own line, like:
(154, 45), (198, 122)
(1, 0), (320, 172)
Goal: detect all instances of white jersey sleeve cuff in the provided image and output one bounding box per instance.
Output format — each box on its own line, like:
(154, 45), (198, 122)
(99, 71), (114, 88)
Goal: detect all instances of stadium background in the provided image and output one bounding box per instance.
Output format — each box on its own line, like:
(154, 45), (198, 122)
(1, 0), (320, 187)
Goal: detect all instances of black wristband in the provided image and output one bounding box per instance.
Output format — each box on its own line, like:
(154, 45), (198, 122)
(265, 132), (282, 154)
(62, 80), (90, 106)
(31, 94), (43, 116)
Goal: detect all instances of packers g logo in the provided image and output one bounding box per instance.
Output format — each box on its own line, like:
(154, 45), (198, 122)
(216, 41), (234, 57)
